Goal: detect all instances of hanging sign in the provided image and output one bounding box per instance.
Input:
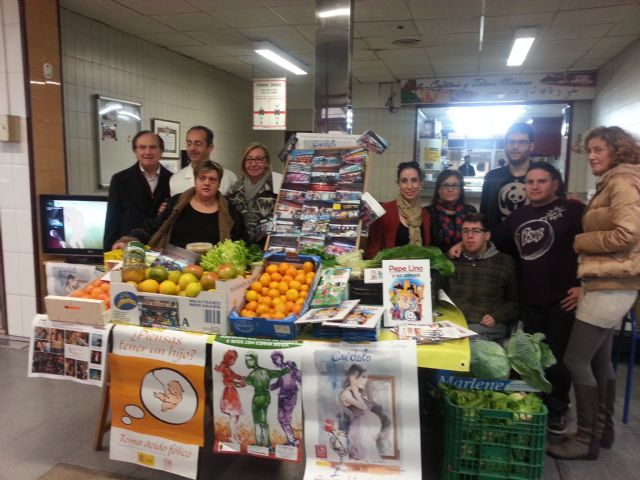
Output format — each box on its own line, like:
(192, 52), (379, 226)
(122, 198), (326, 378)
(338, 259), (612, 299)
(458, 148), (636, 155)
(401, 71), (597, 104)
(253, 78), (286, 130)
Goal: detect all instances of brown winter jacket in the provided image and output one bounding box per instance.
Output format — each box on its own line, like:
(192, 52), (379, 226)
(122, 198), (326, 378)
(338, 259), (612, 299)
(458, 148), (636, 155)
(573, 163), (640, 291)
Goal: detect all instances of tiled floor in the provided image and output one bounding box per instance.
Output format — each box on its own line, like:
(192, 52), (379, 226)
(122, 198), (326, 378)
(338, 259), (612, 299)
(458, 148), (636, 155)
(1, 340), (639, 480)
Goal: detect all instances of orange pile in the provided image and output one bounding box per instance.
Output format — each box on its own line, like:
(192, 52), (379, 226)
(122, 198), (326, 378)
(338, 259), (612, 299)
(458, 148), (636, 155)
(69, 278), (111, 309)
(239, 261), (316, 320)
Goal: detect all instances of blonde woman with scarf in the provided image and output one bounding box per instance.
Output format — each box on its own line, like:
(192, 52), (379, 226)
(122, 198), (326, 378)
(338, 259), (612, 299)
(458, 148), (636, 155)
(227, 143), (278, 247)
(365, 161), (431, 259)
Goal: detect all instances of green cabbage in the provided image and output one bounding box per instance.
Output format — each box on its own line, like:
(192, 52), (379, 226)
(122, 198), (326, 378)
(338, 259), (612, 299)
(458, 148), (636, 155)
(506, 330), (557, 394)
(470, 339), (511, 380)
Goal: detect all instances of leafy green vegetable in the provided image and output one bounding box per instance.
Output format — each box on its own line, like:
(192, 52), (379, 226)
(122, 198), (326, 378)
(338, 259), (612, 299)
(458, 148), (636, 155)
(299, 247), (338, 268)
(367, 245), (455, 276)
(506, 330), (557, 394)
(199, 240), (258, 273)
(470, 339), (511, 380)
(440, 385), (544, 415)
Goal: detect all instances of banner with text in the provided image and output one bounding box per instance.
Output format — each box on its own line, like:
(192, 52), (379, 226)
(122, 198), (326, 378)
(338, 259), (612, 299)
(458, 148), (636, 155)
(302, 340), (421, 480)
(401, 71), (596, 104)
(212, 336), (304, 462)
(109, 325), (208, 479)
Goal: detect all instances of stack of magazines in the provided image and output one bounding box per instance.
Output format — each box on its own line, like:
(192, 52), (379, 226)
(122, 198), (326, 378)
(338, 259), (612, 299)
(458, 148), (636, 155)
(296, 300), (384, 342)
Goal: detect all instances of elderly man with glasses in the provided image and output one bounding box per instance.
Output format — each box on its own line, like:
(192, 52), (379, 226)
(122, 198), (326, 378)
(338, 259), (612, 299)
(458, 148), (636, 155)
(446, 212), (519, 342)
(480, 122), (536, 231)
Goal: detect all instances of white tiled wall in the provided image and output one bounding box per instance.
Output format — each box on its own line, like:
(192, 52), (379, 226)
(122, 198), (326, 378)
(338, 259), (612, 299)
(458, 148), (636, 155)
(0, 0), (37, 337)
(589, 37), (640, 191)
(61, 9), (265, 194)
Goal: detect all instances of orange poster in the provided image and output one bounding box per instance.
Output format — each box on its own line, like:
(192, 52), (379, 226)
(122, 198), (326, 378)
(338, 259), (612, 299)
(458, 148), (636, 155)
(109, 325), (208, 479)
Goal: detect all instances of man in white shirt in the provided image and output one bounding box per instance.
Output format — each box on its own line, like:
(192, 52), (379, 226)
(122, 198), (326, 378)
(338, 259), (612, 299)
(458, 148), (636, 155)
(169, 125), (237, 196)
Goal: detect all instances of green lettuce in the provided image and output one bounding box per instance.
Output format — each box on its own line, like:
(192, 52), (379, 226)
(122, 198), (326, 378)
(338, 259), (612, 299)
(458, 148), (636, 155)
(199, 240), (261, 272)
(470, 339), (511, 380)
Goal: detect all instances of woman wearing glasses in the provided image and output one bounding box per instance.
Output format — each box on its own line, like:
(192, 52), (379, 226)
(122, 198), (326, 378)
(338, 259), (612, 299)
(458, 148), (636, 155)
(365, 161), (431, 259)
(427, 170), (477, 253)
(227, 143), (278, 246)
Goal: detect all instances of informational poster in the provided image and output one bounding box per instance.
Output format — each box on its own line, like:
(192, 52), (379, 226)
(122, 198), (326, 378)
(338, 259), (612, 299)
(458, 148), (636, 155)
(253, 78), (286, 130)
(382, 259), (432, 327)
(301, 340), (421, 480)
(268, 148), (367, 255)
(44, 261), (100, 296)
(109, 325), (208, 479)
(212, 336), (304, 462)
(28, 314), (110, 386)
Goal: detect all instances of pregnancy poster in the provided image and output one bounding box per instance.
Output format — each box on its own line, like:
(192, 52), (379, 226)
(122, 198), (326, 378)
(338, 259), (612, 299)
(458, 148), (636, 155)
(212, 336), (304, 462)
(109, 325), (208, 479)
(301, 340), (421, 480)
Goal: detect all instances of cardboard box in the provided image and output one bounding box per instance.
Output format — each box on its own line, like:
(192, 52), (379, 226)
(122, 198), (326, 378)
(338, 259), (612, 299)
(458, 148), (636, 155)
(45, 295), (110, 325)
(109, 269), (257, 335)
(228, 252), (321, 339)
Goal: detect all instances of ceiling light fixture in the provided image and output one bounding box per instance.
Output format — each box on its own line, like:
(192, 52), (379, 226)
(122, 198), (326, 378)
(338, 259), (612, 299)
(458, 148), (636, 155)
(317, 7), (351, 18)
(507, 28), (537, 67)
(254, 42), (308, 75)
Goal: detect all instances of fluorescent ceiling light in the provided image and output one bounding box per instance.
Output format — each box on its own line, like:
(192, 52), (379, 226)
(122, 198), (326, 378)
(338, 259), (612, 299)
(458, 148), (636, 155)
(507, 28), (536, 67)
(254, 42), (308, 75)
(117, 111), (141, 121)
(317, 8), (351, 18)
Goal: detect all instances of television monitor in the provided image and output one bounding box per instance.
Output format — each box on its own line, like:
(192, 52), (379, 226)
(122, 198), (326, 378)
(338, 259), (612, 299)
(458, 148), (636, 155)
(40, 194), (109, 262)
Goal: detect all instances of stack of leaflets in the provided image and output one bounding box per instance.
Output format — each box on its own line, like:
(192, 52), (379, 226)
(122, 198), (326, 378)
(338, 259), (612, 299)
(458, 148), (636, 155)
(310, 304), (384, 342)
(357, 129), (389, 154)
(394, 321), (478, 344)
(310, 267), (351, 308)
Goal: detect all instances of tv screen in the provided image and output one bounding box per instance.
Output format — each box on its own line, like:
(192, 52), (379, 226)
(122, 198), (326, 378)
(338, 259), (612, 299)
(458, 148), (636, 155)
(40, 194), (108, 258)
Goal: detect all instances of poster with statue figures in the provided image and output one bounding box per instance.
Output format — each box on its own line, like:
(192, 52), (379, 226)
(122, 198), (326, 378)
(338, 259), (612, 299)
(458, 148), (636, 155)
(301, 340), (421, 480)
(212, 336), (304, 462)
(109, 325), (208, 479)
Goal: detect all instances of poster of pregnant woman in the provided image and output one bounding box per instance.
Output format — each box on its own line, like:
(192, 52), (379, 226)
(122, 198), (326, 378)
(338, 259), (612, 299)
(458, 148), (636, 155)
(212, 336), (304, 462)
(301, 340), (421, 480)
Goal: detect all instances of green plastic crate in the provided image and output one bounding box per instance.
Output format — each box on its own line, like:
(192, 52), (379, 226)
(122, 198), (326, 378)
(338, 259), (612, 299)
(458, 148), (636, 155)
(442, 395), (547, 480)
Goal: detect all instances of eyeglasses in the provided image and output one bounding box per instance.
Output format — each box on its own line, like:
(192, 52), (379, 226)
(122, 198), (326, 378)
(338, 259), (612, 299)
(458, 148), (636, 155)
(440, 183), (461, 190)
(506, 140), (530, 148)
(245, 156), (266, 164)
(462, 228), (485, 236)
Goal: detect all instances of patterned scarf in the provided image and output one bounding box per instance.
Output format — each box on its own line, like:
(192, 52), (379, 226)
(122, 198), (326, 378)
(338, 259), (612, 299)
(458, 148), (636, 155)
(397, 194), (423, 246)
(435, 202), (466, 250)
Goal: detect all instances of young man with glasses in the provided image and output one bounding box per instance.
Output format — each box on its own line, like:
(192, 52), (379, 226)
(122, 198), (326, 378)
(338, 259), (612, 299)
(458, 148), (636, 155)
(104, 131), (172, 250)
(170, 125), (237, 196)
(480, 122), (535, 230)
(492, 162), (586, 436)
(446, 213), (519, 342)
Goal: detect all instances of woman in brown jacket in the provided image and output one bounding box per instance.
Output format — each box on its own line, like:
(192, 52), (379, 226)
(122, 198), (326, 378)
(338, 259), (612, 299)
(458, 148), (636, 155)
(549, 126), (640, 460)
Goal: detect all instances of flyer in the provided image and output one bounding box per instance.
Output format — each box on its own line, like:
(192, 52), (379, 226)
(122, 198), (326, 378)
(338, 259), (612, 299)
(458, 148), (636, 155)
(301, 340), (421, 479)
(296, 300), (360, 324)
(28, 314), (110, 386)
(382, 259), (432, 327)
(212, 336), (304, 462)
(322, 305), (384, 330)
(109, 325), (208, 479)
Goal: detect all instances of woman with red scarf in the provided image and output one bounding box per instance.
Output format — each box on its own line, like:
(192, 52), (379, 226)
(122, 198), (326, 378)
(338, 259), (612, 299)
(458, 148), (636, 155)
(427, 170), (476, 253)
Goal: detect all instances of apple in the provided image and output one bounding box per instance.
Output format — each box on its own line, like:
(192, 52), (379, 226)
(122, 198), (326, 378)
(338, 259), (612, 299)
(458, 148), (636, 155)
(216, 263), (238, 280)
(200, 271), (218, 290)
(183, 264), (204, 279)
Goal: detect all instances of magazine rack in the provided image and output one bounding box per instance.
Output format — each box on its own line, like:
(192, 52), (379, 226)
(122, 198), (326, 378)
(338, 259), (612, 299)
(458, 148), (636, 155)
(265, 146), (368, 256)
